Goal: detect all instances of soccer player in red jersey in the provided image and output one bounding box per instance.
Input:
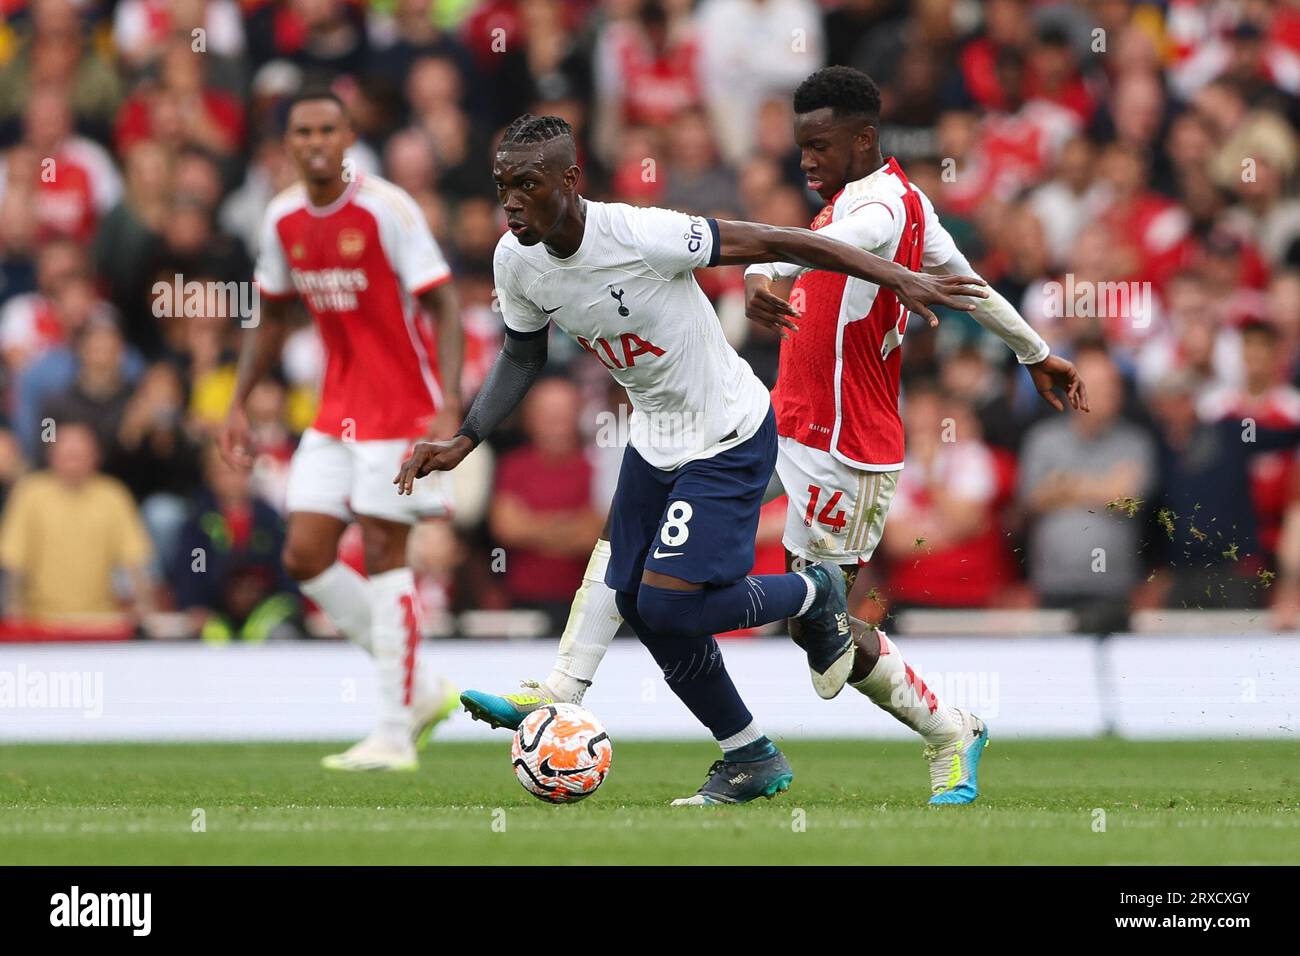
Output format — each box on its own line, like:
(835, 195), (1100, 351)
(221, 91), (462, 771)
(741, 66), (1086, 802)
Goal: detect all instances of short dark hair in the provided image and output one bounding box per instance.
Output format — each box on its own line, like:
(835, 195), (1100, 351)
(499, 113), (577, 166)
(1240, 317), (1279, 341)
(286, 88), (348, 119)
(793, 66), (881, 124)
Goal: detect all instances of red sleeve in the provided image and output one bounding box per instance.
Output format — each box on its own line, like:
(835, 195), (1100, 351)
(205, 90), (246, 151)
(114, 96), (152, 155)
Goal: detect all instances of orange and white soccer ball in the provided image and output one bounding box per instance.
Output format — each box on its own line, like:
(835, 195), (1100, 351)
(511, 703), (613, 803)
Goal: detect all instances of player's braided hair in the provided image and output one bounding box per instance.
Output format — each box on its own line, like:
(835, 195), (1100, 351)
(793, 66), (882, 124)
(500, 114), (574, 148)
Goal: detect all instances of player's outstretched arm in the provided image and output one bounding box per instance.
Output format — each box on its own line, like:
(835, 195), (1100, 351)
(927, 249), (1088, 413)
(394, 328), (549, 494)
(711, 219), (988, 326)
(221, 294), (294, 469)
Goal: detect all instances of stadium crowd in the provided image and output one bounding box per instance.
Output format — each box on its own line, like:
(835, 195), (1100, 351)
(1, 0), (1300, 639)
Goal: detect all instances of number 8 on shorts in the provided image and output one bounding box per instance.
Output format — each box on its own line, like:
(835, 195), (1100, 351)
(660, 501), (693, 547)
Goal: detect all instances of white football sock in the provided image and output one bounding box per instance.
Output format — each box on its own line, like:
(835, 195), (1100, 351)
(850, 628), (961, 744)
(300, 561), (443, 713)
(794, 572), (817, 615)
(718, 721), (762, 753)
(300, 561), (373, 651)
(546, 539), (621, 703)
(367, 567), (421, 744)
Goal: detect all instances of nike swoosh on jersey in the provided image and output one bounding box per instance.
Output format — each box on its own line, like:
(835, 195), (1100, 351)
(541, 305), (563, 314)
(652, 548), (684, 558)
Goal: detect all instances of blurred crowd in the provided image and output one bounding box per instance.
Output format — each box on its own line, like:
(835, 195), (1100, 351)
(1, 0), (1300, 639)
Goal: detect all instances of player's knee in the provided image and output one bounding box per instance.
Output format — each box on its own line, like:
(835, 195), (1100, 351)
(636, 585), (703, 639)
(358, 519), (408, 575)
(281, 542), (332, 583)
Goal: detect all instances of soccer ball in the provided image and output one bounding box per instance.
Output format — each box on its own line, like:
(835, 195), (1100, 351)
(511, 703), (613, 803)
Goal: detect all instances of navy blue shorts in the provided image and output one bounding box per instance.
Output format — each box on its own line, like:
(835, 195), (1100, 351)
(605, 406), (776, 593)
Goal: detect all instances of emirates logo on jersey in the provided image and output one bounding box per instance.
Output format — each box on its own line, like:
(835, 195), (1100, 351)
(338, 228), (366, 259)
(291, 268), (369, 312)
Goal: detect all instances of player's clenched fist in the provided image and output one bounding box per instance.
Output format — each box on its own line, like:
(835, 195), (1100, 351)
(394, 435), (474, 494)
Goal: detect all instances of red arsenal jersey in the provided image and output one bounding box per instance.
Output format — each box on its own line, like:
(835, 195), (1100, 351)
(771, 159), (957, 470)
(254, 175), (452, 441)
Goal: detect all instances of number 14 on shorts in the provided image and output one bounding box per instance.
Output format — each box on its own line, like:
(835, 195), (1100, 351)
(804, 485), (847, 532)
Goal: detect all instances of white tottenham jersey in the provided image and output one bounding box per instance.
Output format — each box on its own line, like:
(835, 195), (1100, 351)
(494, 201), (771, 470)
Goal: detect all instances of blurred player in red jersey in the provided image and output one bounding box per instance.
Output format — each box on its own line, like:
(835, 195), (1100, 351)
(221, 91), (462, 771)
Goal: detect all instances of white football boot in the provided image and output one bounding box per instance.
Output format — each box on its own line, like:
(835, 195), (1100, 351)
(924, 709), (989, 805)
(411, 676), (460, 749)
(321, 733), (418, 772)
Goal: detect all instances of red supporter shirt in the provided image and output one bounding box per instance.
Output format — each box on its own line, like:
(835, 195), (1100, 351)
(885, 442), (1013, 607)
(494, 446), (594, 603)
(254, 175), (452, 441)
(114, 89), (246, 155)
(596, 21), (702, 127)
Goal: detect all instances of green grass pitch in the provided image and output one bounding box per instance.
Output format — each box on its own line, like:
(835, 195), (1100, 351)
(0, 739), (1296, 865)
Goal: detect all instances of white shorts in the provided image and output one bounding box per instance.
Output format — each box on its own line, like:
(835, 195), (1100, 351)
(775, 436), (898, 565)
(285, 428), (453, 525)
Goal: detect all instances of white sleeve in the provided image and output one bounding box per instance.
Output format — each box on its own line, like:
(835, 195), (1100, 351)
(0, 296), (31, 351)
(632, 207), (717, 278)
(933, 245), (1050, 365)
(947, 446), (997, 501)
(379, 190), (452, 294)
(493, 243), (549, 335)
(743, 200), (896, 281)
(252, 210), (293, 298)
(70, 140), (122, 213)
(918, 189), (960, 268)
(913, 185), (1048, 363)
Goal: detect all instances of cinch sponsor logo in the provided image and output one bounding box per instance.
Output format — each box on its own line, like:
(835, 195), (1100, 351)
(50, 886), (151, 936)
(685, 217), (705, 254)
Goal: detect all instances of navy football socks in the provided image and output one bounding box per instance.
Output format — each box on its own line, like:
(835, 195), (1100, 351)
(635, 573), (810, 639)
(616, 590), (754, 741)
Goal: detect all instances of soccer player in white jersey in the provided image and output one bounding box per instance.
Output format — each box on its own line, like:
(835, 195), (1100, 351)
(396, 113), (988, 804)
(222, 90), (462, 772)
(460, 72), (1089, 805)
